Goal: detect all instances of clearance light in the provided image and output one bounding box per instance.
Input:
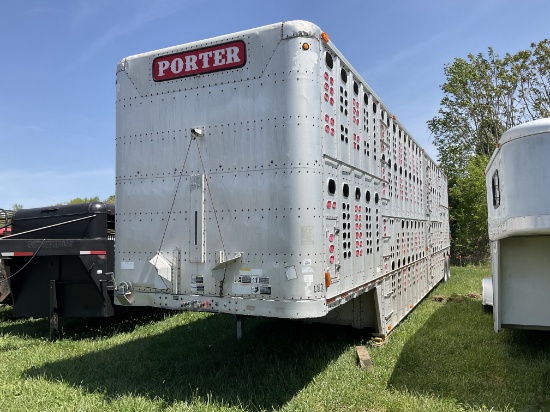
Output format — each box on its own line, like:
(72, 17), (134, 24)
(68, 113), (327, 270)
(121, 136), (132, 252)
(302, 43), (310, 51)
(324, 271), (331, 288)
(321, 32), (329, 42)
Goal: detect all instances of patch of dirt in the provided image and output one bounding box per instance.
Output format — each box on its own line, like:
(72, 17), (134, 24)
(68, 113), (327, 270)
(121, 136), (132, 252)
(432, 293), (481, 304)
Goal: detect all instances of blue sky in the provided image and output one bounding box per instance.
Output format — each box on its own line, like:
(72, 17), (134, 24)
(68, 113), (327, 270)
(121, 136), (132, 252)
(2, 0), (549, 209)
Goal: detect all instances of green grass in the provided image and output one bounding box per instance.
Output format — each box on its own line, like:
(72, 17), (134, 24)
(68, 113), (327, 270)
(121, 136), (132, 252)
(1, 266), (550, 411)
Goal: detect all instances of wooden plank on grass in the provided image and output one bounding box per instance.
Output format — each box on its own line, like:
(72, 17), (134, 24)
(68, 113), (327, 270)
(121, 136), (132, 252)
(356, 345), (372, 370)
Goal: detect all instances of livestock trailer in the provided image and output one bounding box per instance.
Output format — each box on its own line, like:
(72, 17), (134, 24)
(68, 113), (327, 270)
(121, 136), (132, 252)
(114, 21), (450, 337)
(484, 118), (550, 331)
(0, 202), (118, 338)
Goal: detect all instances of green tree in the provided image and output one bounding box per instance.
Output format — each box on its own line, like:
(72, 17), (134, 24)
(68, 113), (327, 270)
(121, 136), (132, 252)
(514, 39), (550, 120)
(428, 48), (519, 185)
(55, 196), (114, 206)
(429, 39), (550, 263)
(448, 156), (490, 264)
(59, 196), (100, 205)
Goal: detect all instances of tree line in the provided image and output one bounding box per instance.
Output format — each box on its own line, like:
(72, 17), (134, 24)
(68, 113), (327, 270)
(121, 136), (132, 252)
(428, 39), (550, 264)
(11, 195), (115, 211)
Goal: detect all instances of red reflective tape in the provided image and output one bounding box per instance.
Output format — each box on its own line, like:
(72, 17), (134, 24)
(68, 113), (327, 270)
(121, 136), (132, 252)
(80, 251), (107, 255)
(1, 252), (33, 257)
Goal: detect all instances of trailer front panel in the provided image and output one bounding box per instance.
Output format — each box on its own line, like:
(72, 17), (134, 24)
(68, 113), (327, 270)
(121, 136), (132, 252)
(115, 21), (450, 335)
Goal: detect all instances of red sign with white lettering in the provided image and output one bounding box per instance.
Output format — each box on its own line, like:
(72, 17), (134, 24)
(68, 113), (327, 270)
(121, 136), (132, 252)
(153, 40), (246, 81)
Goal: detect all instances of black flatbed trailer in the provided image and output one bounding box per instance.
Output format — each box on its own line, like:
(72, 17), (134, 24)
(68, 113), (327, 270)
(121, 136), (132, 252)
(0, 202), (124, 339)
(0, 208), (14, 303)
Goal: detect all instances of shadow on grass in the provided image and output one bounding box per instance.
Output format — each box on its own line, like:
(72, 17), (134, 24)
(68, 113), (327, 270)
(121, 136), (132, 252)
(23, 313), (367, 410)
(0, 304), (173, 340)
(388, 297), (550, 411)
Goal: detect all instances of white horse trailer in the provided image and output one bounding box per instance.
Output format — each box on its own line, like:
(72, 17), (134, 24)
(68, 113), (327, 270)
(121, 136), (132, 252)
(114, 21), (450, 337)
(484, 118), (550, 331)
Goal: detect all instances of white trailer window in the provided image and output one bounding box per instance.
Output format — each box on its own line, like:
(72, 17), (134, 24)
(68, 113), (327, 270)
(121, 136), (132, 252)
(492, 170), (500, 208)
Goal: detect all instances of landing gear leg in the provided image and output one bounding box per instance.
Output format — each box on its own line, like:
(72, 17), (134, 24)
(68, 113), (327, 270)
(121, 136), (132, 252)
(236, 315), (246, 340)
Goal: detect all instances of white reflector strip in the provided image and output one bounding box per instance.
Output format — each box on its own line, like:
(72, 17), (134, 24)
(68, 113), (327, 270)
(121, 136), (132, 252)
(80, 251), (107, 255)
(1, 252), (33, 257)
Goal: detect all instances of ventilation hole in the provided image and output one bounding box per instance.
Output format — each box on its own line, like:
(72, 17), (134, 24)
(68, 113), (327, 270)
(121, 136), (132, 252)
(353, 81), (359, 95)
(325, 52), (333, 69)
(366, 190), (371, 203)
(341, 68), (347, 83)
(355, 187), (361, 200)
(328, 179), (336, 195)
(343, 183), (350, 198)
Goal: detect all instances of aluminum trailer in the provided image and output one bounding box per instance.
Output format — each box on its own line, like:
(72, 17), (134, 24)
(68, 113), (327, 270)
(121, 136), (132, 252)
(484, 118), (550, 331)
(0, 202), (118, 339)
(114, 21), (450, 337)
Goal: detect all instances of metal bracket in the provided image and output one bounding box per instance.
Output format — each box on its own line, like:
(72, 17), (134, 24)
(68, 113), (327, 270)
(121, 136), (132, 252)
(49, 280), (60, 341)
(191, 127), (204, 139)
(115, 281), (134, 305)
(213, 251), (243, 270)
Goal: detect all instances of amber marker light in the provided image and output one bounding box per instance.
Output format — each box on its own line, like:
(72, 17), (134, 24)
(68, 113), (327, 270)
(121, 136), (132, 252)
(324, 271), (332, 289)
(321, 32), (329, 42)
(302, 42), (310, 51)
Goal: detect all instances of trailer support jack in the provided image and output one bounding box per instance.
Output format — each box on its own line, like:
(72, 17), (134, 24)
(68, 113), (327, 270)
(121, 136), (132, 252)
(49, 280), (60, 341)
(236, 315), (246, 340)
